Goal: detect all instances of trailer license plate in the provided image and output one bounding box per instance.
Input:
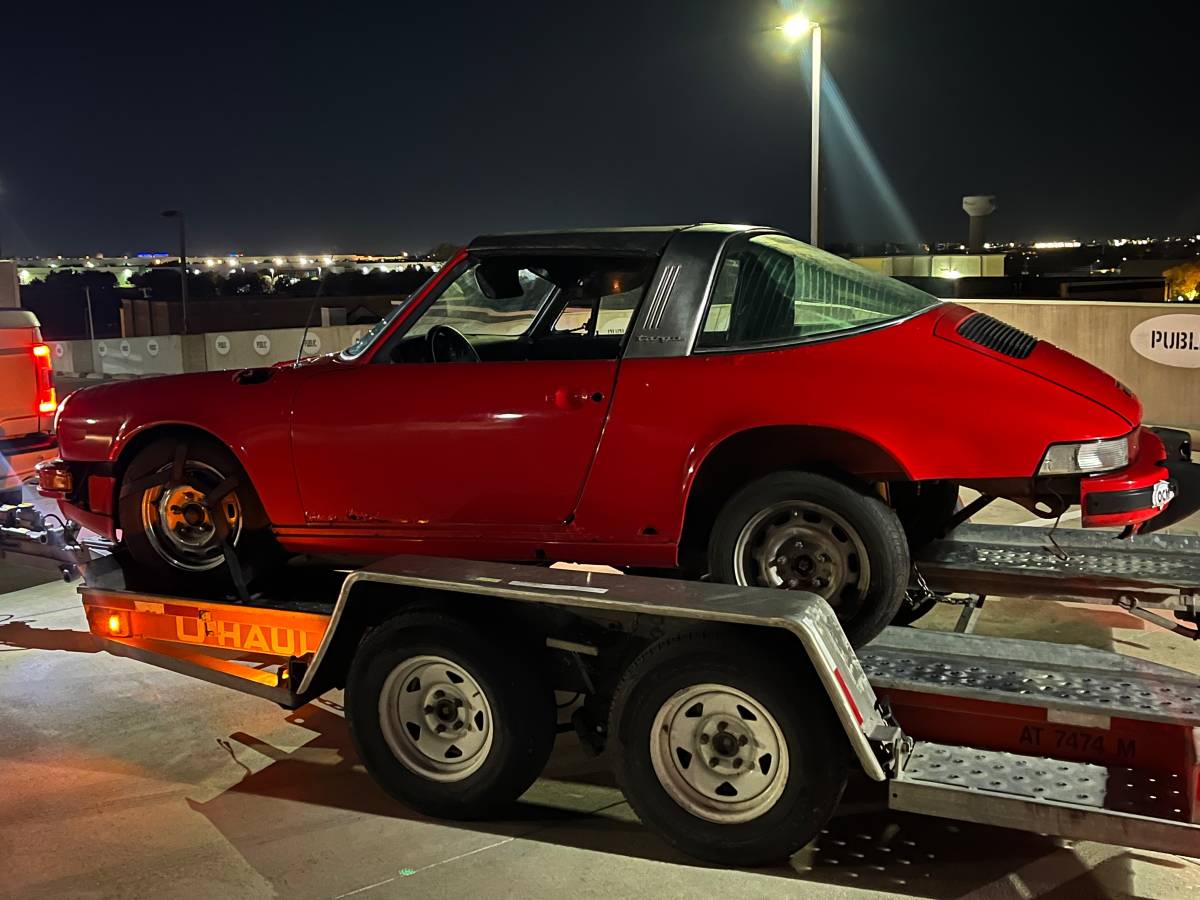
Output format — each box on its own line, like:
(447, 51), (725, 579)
(1152, 480), (1175, 510)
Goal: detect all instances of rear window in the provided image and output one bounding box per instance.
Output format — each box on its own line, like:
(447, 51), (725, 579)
(697, 234), (939, 350)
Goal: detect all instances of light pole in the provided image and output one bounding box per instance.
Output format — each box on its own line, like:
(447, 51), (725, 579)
(161, 209), (189, 334)
(781, 13), (822, 247)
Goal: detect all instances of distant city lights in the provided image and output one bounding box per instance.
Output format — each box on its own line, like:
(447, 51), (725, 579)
(1032, 240), (1082, 250)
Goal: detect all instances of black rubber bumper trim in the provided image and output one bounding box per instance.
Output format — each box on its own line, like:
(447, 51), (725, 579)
(1085, 483), (1167, 517)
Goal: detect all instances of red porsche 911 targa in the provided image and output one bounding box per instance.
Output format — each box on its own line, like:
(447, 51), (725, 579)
(40, 225), (1199, 644)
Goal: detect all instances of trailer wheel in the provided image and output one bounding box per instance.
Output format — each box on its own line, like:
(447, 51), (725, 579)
(611, 631), (848, 866)
(709, 471), (909, 645)
(346, 612), (556, 820)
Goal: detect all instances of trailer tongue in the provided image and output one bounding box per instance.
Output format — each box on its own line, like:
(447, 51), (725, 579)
(76, 551), (1200, 865)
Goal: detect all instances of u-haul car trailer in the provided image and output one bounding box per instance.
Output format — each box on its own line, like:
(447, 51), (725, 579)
(74, 538), (1200, 867)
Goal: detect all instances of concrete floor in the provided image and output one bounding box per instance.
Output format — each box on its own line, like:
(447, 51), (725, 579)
(2, 497), (1199, 898)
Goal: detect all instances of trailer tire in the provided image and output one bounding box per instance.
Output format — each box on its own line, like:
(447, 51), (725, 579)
(610, 630), (848, 866)
(346, 612), (556, 820)
(709, 471), (909, 646)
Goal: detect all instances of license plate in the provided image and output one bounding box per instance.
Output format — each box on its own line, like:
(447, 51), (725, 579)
(1151, 480), (1175, 510)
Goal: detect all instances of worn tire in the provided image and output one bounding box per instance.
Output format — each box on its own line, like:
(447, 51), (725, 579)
(610, 630), (848, 866)
(345, 611), (556, 820)
(117, 436), (281, 596)
(708, 471), (909, 646)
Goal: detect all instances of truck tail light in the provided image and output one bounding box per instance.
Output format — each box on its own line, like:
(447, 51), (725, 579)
(32, 343), (57, 415)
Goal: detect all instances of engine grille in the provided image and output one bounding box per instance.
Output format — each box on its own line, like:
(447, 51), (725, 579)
(956, 313), (1037, 359)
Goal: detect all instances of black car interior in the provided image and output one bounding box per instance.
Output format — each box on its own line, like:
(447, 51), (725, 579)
(377, 255), (656, 364)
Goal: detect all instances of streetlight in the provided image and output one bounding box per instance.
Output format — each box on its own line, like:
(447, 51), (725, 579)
(780, 13), (822, 247)
(161, 209), (189, 334)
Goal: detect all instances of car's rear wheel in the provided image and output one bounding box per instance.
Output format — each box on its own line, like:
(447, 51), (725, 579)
(708, 472), (909, 646)
(117, 436), (282, 595)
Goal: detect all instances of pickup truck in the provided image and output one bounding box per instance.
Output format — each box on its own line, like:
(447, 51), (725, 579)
(39, 224), (1200, 645)
(1, 309), (57, 505)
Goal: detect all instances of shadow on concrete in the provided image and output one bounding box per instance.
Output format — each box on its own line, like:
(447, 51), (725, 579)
(0, 616), (100, 653)
(184, 700), (1133, 898)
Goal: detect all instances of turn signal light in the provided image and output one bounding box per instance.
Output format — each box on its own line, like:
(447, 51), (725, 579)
(36, 460), (73, 495)
(107, 614), (122, 634)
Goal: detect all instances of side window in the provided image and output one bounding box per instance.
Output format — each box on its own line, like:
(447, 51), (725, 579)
(697, 234), (939, 349)
(536, 264), (654, 360)
(409, 265), (553, 339)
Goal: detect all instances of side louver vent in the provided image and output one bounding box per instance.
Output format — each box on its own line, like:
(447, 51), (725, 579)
(956, 313), (1037, 359)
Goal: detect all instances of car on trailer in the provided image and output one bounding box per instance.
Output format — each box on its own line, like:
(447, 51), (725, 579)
(39, 225), (1200, 645)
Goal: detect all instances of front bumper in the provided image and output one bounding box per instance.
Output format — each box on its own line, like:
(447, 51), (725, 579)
(36, 458), (118, 540)
(1079, 427), (1200, 532)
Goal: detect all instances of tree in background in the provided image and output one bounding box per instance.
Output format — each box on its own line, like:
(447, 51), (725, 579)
(423, 242), (460, 261)
(1164, 260), (1200, 301)
(19, 270), (121, 339)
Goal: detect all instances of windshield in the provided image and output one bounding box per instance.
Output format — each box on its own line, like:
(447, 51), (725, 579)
(339, 266), (442, 360)
(407, 265), (558, 339)
(698, 234), (940, 349)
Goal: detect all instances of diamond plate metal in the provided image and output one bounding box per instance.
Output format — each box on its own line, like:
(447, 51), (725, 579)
(913, 523), (1200, 607)
(863, 630), (1200, 725)
(899, 742), (1191, 822)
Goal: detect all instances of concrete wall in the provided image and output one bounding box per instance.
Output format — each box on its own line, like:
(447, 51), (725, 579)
(967, 300), (1200, 430)
(48, 301), (1198, 431)
(49, 325), (372, 377)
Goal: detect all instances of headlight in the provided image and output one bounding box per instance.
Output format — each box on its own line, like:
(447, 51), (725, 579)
(1038, 434), (1131, 476)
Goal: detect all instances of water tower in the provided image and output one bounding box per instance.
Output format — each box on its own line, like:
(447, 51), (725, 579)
(963, 195), (997, 253)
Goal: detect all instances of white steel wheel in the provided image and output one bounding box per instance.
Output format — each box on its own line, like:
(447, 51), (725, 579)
(378, 654), (495, 783)
(650, 682), (788, 824)
(611, 630), (848, 866)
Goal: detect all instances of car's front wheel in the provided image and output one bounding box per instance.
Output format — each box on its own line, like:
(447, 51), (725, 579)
(708, 471), (909, 646)
(117, 436), (282, 595)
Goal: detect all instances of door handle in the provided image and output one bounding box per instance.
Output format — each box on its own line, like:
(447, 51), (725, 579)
(552, 388), (606, 409)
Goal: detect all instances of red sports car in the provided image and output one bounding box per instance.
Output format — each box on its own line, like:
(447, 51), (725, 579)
(40, 225), (1199, 644)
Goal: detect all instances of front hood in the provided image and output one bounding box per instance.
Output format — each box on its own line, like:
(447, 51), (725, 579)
(934, 304), (1142, 429)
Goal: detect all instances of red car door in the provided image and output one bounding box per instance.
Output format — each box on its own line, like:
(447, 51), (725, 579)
(290, 358), (616, 528)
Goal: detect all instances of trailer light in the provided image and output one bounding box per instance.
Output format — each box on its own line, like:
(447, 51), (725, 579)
(98, 610), (130, 637)
(1038, 434), (1131, 476)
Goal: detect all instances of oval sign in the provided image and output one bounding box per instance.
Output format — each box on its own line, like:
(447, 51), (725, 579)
(52, 343), (64, 358)
(214, 334), (231, 356)
(119, 340), (131, 357)
(146, 338), (160, 357)
(96, 342), (108, 357)
(253, 334), (272, 356)
(302, 332), (321, 354)
(1130, 314), (1200, 368)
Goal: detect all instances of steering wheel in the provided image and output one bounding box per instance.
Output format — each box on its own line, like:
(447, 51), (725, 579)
(427, 324), (481, 363)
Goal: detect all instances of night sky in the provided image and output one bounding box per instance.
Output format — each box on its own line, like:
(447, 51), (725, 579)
(2, 0), (1197, 256)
